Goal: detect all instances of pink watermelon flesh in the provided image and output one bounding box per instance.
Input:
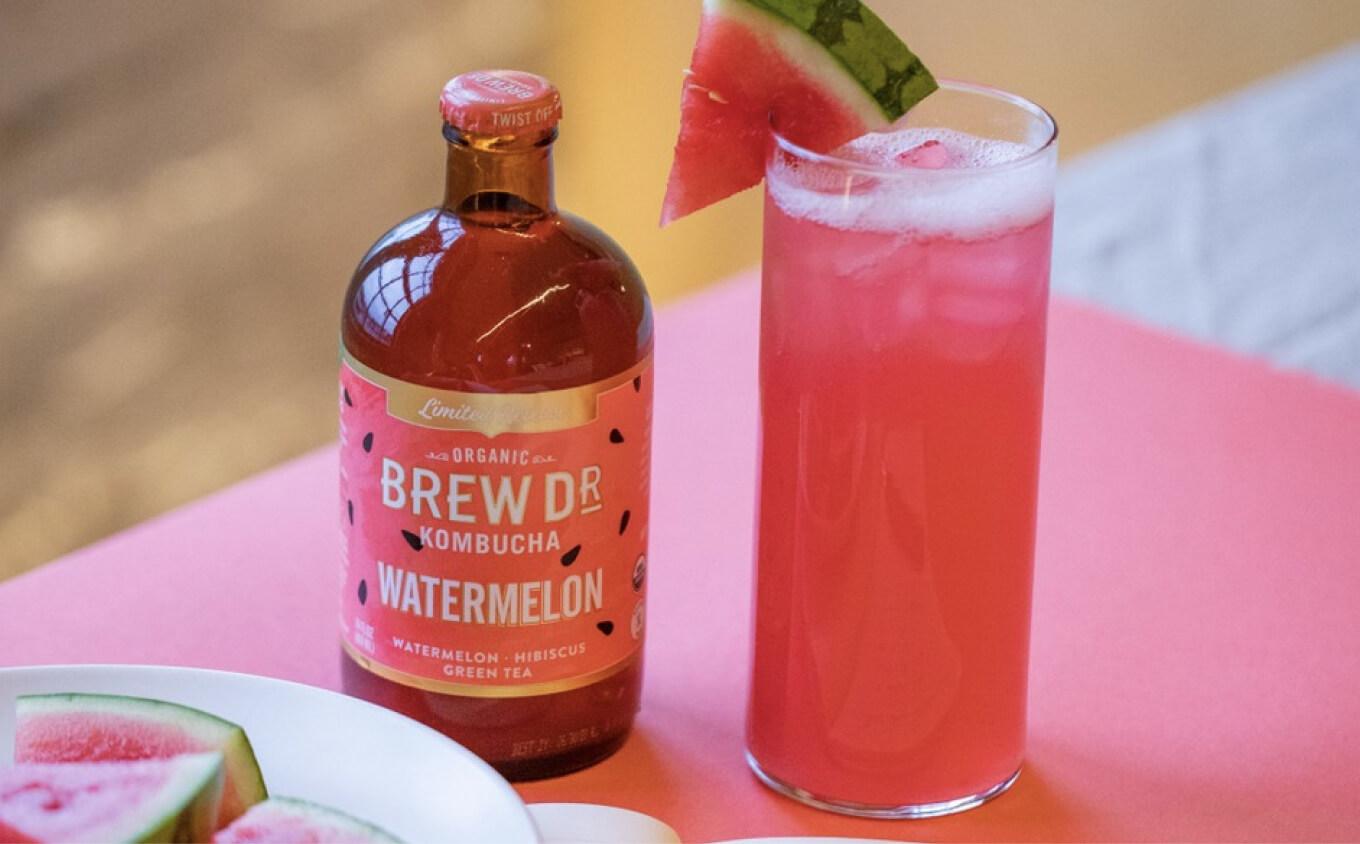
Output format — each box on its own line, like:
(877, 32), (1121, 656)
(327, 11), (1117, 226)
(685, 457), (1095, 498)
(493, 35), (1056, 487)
(213, 798), (402, 844)
(17, 712), (201, 761)
(0, 754), (223, 843)
(660, 11), (872, 225)
(15, 695), (266, 829)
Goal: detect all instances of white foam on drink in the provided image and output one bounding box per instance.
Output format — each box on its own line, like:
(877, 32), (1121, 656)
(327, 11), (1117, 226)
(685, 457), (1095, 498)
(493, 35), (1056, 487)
(768, 127), (1055, 238)
(838, 128), (1031, 169)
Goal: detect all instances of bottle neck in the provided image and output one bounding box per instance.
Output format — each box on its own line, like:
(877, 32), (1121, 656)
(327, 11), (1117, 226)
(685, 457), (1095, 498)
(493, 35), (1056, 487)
(442, 125), (557, 219)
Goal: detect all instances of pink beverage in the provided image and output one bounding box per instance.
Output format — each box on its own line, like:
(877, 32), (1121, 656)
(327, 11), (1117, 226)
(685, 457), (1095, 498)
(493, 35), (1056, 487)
(747, 82), (1058, 817)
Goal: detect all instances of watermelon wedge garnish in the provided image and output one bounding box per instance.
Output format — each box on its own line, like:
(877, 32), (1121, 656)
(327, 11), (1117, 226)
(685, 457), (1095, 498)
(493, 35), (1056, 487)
(0, 752), (224, 844)
(14, 694), (267, 829)
(660, 0), (936, 225)
(213, 797), (403, 844)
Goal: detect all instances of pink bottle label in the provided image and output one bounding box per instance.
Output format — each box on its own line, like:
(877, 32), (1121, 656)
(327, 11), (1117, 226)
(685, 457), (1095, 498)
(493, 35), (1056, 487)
(339, 351), (652, 697)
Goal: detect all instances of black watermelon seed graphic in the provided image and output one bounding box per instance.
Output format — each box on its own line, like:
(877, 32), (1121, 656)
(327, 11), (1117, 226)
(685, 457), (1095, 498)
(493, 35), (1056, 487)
(618, 510), (631, 535)
(343, 387), (353, 407)
(633, 376), (642, 392)
(596, 621), (614, 636)
(347, 500), (354, 525)
(609, 428), (625, 444)
(401, 529), (424, 551)
(561, 544), (581, 567)
(357, 579), (368, 605)
(362, 432), (374, 453)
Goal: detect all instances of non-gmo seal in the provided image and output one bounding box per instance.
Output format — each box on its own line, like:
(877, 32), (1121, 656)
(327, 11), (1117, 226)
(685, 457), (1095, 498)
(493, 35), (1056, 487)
(632, 554), (647, 591)
(631, 601), (645, 640)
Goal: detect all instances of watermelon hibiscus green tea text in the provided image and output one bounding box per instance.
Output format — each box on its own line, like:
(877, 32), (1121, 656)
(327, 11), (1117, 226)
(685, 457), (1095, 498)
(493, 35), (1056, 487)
(661, 0), (936, 225)
(339, 70), (654, 781)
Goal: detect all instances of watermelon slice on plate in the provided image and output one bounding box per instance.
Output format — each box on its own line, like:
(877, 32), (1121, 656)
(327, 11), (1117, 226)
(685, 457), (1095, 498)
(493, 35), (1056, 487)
(0, 752), (224, 844)
(14, 694), (267, 828)
(213, 797), (403, 844)
(660, 0), (936, 224)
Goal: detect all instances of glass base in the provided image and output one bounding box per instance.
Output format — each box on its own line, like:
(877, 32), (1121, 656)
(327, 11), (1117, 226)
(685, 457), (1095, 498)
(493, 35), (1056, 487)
(746, 751), (1021, 819)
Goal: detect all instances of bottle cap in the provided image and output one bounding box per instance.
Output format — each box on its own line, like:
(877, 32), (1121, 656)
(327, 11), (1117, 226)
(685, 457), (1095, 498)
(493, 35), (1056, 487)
(439, 70), (562, 137)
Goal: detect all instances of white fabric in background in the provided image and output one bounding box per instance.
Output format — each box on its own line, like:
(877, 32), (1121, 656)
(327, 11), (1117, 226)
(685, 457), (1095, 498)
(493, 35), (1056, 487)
(1053, 43), (1360, 387)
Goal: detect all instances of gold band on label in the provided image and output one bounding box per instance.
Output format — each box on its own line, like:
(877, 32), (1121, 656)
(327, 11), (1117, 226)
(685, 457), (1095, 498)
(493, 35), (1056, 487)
(342, 639), (639, 698)
(341, 350), (651, 437)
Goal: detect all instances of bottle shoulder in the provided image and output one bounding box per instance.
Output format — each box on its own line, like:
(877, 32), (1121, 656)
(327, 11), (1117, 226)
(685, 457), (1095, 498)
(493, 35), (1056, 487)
(553, 211), (646, 285)
(342, 207), (647, 299)
(341, 208), (652, 392)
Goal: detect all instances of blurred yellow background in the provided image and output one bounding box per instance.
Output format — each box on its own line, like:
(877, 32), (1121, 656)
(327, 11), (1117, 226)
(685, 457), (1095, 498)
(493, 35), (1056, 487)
(2, 0), (1358, 581)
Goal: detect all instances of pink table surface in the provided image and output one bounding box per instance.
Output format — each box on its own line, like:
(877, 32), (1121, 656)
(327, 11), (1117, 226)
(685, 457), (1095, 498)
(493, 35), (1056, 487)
(3, 272), (1359, 842)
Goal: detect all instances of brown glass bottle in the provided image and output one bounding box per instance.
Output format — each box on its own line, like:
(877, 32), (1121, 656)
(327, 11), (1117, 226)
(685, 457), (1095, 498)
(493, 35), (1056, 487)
(339, 71), (652, 780)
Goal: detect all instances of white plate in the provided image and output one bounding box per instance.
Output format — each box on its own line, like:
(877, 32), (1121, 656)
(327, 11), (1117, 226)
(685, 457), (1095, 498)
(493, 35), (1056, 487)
(0, 664), (539, 843)
(527, 803), (680, 843)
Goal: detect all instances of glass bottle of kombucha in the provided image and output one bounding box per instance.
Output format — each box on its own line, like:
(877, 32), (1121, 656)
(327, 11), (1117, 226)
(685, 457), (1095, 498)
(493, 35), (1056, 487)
(338, 70), (653, 780)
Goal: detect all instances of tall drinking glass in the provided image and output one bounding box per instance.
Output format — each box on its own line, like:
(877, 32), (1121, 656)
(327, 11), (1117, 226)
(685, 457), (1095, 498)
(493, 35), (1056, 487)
(747, 81), (1058, 818)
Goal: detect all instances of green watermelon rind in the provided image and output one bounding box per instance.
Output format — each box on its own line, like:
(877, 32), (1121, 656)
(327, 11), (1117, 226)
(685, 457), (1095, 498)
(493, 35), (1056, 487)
(707, 0), (937, 124)
(15, 693), (268, 823)
(119, 753), (226, 844)
(216, 797), (404, 844)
